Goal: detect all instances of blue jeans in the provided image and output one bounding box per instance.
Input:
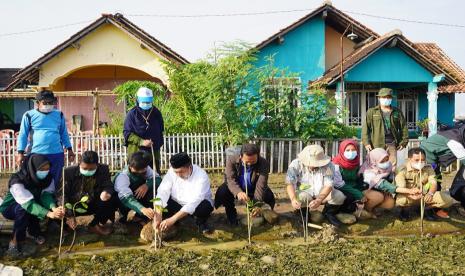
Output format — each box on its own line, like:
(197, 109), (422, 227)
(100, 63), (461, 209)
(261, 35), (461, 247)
(45, 153), (65, 186)
(2, 202), (40, 242)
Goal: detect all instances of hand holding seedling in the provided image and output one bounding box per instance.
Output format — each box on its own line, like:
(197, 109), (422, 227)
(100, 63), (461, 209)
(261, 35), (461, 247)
(141, 207), (155, 219)
(134, 184), (149, 199)
(291, 198), (302, 210)
(48, 206), (65, 219)
(100, 191), (111, 201)
(160, 217), (176, 231)
(308, 198), (322, 210)
(424, 192), (433, 203)
(251, 207), (262, 217)
(237, 192), (249, 203)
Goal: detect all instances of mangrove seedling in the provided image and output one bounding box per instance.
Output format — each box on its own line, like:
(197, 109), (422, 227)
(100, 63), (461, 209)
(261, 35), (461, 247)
(150, 197), (168, 249)
(298, 183), (312, 242)
(64, 195), (89, 252)
(245, 199), (264, 245)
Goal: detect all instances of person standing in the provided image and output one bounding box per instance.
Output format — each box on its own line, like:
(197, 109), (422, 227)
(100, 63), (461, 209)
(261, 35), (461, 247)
(123, 87), (164, 175)
(16, 90), (75, 186)
(362, 88), (408, 168)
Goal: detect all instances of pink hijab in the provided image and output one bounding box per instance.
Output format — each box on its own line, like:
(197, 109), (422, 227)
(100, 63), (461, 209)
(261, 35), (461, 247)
(359, 148), (392, 186)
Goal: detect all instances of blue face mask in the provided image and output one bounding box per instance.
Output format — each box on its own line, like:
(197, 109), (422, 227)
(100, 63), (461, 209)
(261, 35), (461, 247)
(36, 170), (49, 180)
(377, 161), (391, 170)
(139, 102), (152, 110)
(80, 168), (96, 177)
(379, 98), (392, 106)
(343, 151), (358, 160)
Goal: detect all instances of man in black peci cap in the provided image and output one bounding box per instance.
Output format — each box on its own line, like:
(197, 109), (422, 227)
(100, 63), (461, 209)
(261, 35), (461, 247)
(154, 152), (214, 234)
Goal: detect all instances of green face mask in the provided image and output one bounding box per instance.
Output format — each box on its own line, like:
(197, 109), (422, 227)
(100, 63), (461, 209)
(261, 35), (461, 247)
(80, 168), (96, 177)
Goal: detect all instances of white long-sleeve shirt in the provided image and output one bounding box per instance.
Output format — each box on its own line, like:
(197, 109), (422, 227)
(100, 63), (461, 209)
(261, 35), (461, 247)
(157, 165), (213, 215)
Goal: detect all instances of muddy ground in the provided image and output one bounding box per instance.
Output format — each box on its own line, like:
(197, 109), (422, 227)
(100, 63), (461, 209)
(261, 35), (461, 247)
(1, 173), (465, 275)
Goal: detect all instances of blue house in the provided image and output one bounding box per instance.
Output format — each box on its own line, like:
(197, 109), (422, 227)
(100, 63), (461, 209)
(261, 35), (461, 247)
(253, 1), (465, 137)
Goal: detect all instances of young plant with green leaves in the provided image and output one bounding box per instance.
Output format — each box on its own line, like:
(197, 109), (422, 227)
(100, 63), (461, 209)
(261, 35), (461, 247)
(64, 195), (89, 252)
(244, 199), (264, 245)
(297, 183), (312, 242)
(150, 197), (168, 250)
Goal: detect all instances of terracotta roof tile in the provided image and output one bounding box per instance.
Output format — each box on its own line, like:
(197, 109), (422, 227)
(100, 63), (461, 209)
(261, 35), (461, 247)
(414, 43), (465, 83)
(438, 83), (465, 93)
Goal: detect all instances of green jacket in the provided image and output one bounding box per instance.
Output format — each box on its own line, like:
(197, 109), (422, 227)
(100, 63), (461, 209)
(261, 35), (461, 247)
(362, 105), (408, 148)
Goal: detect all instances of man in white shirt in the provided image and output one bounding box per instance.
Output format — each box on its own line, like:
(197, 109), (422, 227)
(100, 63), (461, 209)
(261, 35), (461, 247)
(154, 152), (214, 234)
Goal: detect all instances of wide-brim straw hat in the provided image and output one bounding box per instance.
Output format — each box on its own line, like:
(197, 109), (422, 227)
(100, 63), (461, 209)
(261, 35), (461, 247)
(297, 144), (331, 167)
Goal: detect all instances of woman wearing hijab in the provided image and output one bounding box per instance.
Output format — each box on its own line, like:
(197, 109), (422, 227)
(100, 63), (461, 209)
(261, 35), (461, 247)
(123, 87), (164, 175)
(333, 140), (387, 217)
(358, 148), (396, 214)
(0, 154), (64, 257)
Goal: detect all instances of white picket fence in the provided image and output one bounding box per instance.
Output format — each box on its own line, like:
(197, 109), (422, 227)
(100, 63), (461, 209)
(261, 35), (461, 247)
(0, 133), (224, 174)
(256, 138), (459, 173)
(0, 133), (459, 174)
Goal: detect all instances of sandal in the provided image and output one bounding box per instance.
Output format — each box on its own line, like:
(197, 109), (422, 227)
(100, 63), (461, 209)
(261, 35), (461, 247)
(26, 232), (46, 245)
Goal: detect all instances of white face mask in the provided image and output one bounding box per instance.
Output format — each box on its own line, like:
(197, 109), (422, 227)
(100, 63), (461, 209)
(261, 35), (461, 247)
(39, 105), (55, 113)
(379, 98), (392, 106)
(343, 151), (358, 160)
(377, 161), (391, 170)
(411, 162), (426, 170)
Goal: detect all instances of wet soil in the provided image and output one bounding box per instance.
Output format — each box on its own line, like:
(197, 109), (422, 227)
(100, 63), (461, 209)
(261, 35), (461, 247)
(0, 173), (464, 275)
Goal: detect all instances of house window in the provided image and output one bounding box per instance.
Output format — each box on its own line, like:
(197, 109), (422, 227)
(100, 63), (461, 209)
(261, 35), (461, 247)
(397, 91), (418, 131)
(347, 92), (362, 126)
(347, 91), (377, 127)
(346, 90), (418, 130)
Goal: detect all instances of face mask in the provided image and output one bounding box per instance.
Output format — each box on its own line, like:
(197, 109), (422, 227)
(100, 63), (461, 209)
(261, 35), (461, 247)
(377, 161), (391, 170)
(36, 170), (49, 180)
(379, 98), (392, 106)
(411, 162), (426, 170)
(39, 105), (55, 113)
(138, 102), (152, 110)
(80, 168), (96, 177)
(343, 151), (358, 160)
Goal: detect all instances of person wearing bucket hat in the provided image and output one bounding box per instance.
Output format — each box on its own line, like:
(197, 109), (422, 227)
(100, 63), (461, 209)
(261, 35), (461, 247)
(286, 145), (346, 227)
(123, 87), (164, 175)
(362, 88), (408, 169)
(16, 90), (75, 187)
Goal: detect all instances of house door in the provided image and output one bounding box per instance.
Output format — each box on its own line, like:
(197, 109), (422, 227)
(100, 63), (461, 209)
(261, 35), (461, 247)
(396, 91), (418, 131)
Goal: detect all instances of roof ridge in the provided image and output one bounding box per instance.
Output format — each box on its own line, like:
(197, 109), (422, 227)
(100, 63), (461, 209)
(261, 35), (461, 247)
(255, 2), (379, 50)
(6, 13), (188, 91)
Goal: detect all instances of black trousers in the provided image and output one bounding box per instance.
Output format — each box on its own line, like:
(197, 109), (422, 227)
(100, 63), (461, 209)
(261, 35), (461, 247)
(214, 183), (275, 221)
(75, 196), (117, 226)
(2, 202), (40, 242)
(163, 198), (213, 225)
(451, 165), (465, 208)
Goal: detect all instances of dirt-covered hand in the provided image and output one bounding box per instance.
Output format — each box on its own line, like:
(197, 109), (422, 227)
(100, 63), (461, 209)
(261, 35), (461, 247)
(424, 193), (434, 203)
(291, 199), (301, 210)
(160, 217), (176, 232)
(309, 198), (322, 210)
(237, 192), (249, 203)
(141, 207), (155, 220)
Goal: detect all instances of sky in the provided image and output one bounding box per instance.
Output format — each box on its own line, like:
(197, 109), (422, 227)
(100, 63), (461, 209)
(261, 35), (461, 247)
(1, 0), (464, 113)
